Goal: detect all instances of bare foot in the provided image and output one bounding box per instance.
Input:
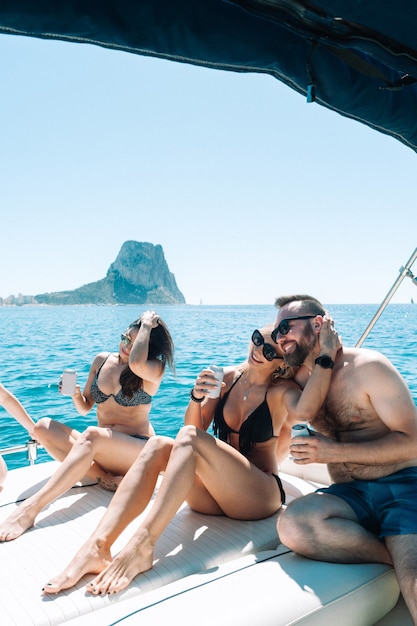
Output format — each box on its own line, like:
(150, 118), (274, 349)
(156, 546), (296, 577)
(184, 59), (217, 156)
(42, 540), (112, 594)
(0, 504), (36, 541)
(87, 528), (154, 595)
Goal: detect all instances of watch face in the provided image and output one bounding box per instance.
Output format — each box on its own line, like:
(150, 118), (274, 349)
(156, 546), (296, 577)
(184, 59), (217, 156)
(315, 356), (334, 369)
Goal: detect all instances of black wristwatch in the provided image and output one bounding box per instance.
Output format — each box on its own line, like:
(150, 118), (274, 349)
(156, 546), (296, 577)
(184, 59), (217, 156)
(314, 355), (334, 369)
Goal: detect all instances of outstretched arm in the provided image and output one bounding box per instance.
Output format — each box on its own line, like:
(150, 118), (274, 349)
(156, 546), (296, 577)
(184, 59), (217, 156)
(0, 383), (35, 436)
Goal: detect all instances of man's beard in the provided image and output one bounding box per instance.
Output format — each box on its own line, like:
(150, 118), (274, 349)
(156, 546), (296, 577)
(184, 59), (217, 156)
(284, 326), (317, 367)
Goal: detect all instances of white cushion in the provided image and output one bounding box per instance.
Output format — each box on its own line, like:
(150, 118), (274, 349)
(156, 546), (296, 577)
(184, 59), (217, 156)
(64, 549), (400, 626)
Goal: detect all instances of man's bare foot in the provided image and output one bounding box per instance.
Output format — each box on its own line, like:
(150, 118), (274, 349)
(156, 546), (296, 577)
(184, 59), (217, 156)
(87, 528), (155, 595)
(42, 540), (112, 594)
(0, 504), (36, 541)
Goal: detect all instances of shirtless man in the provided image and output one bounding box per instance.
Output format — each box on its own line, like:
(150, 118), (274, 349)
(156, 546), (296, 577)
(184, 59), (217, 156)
(273, 294), (417, 624)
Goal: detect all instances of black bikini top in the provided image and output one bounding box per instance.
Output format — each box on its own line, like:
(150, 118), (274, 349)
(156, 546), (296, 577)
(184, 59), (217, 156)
(213, 374), (275, 455)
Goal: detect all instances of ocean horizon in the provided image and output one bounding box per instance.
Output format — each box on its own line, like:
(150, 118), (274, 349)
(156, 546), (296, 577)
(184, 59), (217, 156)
(1, 303), (416, 470)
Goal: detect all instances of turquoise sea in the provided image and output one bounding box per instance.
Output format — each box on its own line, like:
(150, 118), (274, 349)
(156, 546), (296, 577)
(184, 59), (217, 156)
(1, 303), (416, 471)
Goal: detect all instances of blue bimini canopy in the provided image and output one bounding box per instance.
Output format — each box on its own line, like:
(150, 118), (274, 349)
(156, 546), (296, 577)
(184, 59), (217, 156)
(1, 0), (417, 152)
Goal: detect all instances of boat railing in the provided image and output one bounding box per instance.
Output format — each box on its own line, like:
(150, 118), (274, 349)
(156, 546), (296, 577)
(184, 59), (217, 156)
(0, 439), (42, 466)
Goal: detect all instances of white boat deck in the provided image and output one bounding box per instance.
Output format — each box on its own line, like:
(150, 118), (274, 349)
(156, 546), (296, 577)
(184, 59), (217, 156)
(0, 461), (283, 626)
(0, 460), (412, 626)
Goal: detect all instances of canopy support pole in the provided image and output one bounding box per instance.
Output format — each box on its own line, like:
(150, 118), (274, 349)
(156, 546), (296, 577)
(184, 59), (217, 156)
(355, 247), (417, 347)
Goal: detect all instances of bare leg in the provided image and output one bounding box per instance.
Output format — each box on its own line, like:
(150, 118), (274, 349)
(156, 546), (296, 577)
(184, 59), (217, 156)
(386, 535), (417, 625)
(278, 493), (392, 565)
(87, 425), (283, 595)
(33, 418), (113, 487)
(43, 436), (173, 593)
(0, 427), (148, 542)
(32, 418), (80, 462)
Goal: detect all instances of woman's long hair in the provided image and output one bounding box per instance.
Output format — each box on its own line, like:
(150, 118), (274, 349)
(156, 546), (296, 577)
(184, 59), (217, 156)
(119, 317), (175, 397)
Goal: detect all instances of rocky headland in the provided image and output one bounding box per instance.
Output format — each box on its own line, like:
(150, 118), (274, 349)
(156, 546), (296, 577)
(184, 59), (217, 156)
(2, 241), (185, 305)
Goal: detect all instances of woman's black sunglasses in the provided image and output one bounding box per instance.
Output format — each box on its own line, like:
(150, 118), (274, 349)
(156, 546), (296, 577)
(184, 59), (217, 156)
(271, 316), (316, 343)
(252, 329), (282, 362)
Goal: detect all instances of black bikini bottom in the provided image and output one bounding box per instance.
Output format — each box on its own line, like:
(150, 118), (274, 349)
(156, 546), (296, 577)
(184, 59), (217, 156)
(272, 473), (286, 505)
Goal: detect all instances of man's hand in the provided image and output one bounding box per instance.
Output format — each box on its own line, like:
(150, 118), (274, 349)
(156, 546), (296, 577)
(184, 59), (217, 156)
(290, 431), (337, 464)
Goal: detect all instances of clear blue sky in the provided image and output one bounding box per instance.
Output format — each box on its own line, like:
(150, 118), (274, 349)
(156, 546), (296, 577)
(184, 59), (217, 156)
(1, 33), (416, 306)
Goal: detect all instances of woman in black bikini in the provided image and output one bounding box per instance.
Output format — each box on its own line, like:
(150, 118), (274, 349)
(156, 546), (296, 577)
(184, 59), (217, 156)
(41, 317), (340, 595)
(0, 310), (174, 542)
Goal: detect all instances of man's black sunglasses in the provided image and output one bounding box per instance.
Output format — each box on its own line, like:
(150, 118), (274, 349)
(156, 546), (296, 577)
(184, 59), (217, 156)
(271, 316), (316, 343)
(252, 329), (282, 362)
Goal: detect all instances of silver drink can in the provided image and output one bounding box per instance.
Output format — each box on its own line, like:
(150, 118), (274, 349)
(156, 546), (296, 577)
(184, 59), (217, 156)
(291, 424), (311, 438)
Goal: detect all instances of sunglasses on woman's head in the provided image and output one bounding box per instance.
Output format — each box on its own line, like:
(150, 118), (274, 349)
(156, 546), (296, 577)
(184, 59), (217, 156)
(271, 316), (316, 343)
(120, 333), (133, 347)
(251, 329), (281, 362)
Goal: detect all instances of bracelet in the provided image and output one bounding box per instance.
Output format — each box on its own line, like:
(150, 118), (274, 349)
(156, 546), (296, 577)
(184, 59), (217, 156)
(190, 388), (204, 403)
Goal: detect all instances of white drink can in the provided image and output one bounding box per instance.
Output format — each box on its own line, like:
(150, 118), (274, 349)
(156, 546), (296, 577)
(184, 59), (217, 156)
(206, 365), (224, 398)
(61, 369), (78, 395)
